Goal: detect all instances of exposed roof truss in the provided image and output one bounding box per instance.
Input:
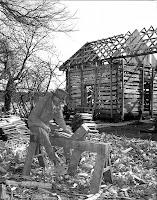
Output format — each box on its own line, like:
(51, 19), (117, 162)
(60, 26), (157, 70)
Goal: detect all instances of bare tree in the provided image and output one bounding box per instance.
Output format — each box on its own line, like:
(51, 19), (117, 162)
(13, 57), (59, 118)
(0, 0), (74, 31)
(0, 0), (75, 113)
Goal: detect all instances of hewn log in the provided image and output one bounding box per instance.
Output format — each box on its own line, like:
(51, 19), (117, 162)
(50, 136), (108, 155)
(5, 180), (53, 189)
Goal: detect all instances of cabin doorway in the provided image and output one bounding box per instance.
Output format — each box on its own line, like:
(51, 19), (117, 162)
(84, 85), (94, 109)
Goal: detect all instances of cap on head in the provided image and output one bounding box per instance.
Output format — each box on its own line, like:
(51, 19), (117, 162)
(54, 88), (67, 103)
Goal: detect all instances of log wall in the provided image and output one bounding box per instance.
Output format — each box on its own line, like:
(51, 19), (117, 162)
(68, 64), (119, 115)
(117, 63), (151, 116)
(67, 54), (157, 119)
(149, 54), (157, 116)
(68, 68), (82, 110)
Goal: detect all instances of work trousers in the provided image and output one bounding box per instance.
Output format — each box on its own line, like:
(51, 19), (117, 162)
(29, 126), (70, 164)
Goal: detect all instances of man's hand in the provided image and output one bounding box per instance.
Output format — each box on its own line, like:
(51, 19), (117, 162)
(65, 127), (73, 135)
(44, 125), (51, 133)
(49, 123), (59, 131)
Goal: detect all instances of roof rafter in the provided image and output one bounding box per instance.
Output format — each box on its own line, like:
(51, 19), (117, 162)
(60, 26), (157, 70)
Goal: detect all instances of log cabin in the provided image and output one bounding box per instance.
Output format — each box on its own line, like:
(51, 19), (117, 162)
(59, 26), (157, 121)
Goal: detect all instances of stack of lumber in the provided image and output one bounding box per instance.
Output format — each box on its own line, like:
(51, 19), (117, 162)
(0, 115), (30, 141)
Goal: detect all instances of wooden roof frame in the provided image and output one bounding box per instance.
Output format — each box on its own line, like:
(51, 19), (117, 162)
(60, 26), (157, 70)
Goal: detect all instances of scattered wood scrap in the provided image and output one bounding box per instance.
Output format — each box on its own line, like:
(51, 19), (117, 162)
(0, 115), (30, 141)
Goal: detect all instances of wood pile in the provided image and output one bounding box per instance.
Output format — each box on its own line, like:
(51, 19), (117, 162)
(0, 115), (30, 141)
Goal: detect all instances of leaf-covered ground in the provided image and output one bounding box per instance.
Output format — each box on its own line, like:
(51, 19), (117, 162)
(0, 122), (157, 199)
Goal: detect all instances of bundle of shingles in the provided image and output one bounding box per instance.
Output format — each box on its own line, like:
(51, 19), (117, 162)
(70, 113), (99, 135)
(0, 115), (30, 141)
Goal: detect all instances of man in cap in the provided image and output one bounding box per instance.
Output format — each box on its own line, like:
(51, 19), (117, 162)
(27, 88), (73, 174)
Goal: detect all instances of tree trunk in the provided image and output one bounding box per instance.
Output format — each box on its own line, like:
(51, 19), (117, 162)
(4, 79), (14, 112)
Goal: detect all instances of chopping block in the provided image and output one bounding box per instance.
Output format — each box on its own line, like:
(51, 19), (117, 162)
(22, 124), (112, 194)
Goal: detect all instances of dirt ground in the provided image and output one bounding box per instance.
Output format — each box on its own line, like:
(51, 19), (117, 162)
(97, 119), (157, 141)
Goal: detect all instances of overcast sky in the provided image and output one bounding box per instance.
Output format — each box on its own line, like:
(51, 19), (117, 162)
(55, 1), (157, 63)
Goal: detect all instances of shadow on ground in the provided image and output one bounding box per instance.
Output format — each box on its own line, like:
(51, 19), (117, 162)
(97, 120), (157, 141)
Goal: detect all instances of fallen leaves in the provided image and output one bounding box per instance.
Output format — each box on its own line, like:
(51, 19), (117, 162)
(0, 118), (157, 199)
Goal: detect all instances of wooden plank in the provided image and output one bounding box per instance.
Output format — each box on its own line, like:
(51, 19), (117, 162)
(102, 74), (117, 79)
(67, 68), (71, 103)
(96, 108), (119, 114)
(96, 91), (117, 96)
(71, 94), (81, 98)
(95, 105), (117, 109)
(70, 73), (81, 77)
(122, 88), (140, 93)
(50, 136), (109, 155)
(124, 68), (140, 73)
(90, 144), (112, 194)
(98, 101), (117, 106)
(92, 66), (103, 117)
(83, 77), (95, 81)
(70, 90), (81, 95)
(68, 124), (88, 175)
(83, 71), (96, 76)
(90, 153), (107, 194)
(70, 72), (81, 76)
(70, 76), (81, 79)
(110, 63), (113, 118)
(152, 88), (157, 92)
(121, 59), (124, 120)
(101, 70), (117, 76)
(152, 107), (157, 111)
(124, 77), (141, 82)
(151, 102), (157, 106)
(119, 99), (141, 104)
(123, 107), (141, 112)
(0, 184), (10, 199)
(70, 83), (81, 87)
(70, 89), (81, 93)
(83, 80), (96, 85)
(99, 90), (117, 94)
(83, 74), (95, 78)
(141, 64), (144, 118)
(68, 149), (82, 176)
(99, 86), (117, 91)
(71, 87), (80, 91)
(97, 96), (117, 101)
(82, 67), (97, 72)
(124, 73), (140, 78)
(151, 55), (154, 118)
(123, 103), (141, 108)
(70, 68), (81, 72)
(124, 82), (142, 87)
(119, 103), (141, 107)
(99, 82), (117, 87)
(88, 64), (98, 112)
(100, 78), (117, 83)
(70, 79), (81, 83)
(123, 85), (140, 90)
(83, 72), (95, 76)
(120, 94), (141, 98)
